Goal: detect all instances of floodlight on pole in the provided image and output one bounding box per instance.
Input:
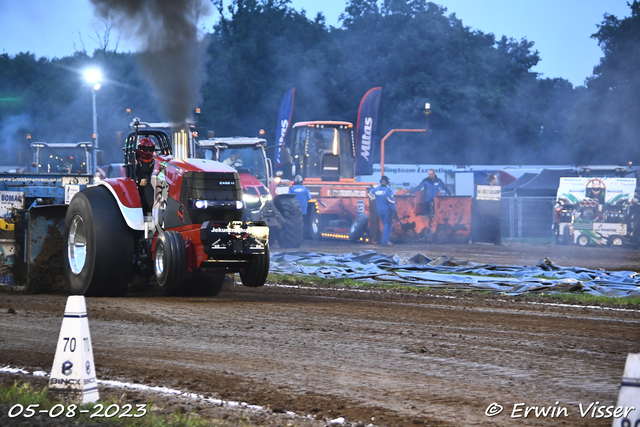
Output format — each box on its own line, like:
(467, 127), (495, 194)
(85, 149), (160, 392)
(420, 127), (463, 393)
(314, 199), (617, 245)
(83, 68), (102, 174)
(84, 68), (102, 84)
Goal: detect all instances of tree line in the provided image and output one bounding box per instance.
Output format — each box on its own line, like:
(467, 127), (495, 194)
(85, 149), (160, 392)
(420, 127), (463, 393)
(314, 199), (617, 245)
(0, 0), (638, 167)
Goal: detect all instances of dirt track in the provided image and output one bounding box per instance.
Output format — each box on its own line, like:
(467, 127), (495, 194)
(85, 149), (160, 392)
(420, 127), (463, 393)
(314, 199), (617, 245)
(1, 241), (640, 426)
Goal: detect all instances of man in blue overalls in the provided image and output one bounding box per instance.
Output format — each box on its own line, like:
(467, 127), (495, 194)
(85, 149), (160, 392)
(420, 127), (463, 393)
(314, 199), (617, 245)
(289, 175), (312, 215)
(370, 175), (397, 246)
(410, 169), (451, 217)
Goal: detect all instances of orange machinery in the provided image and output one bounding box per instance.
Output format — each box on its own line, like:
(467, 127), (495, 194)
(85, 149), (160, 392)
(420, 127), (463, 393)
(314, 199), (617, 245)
(283, 122), (471, 243)
(393, 191), (472, 243)
(379, 129), (471, 244)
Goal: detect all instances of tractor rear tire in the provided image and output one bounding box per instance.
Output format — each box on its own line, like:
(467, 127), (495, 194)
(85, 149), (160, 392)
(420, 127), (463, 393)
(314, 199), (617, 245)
(240, 244), (270, 288)
(64, 186), (134, 297)
(275, 197), (304, 248)
(607, 235), (624, 247)
(154, 231), (186, 295)
(188, 272), (226, 296)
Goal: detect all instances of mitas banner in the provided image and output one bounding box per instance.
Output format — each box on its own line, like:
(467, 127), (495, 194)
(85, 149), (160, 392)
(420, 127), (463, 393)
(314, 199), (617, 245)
(355, 87), (382, 176)
(274, 87), (295, 166)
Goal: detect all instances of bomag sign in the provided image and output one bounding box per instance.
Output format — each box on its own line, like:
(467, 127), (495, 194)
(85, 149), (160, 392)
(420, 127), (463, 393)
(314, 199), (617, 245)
(0, 190), (24, 247)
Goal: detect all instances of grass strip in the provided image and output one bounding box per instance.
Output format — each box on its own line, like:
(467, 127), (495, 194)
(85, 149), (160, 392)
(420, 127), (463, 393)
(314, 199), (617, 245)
(267, 273), (640, 307)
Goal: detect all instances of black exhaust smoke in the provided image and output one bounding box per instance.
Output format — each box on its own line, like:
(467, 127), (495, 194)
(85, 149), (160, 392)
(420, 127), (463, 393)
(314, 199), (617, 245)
(90, 0), (212, 127)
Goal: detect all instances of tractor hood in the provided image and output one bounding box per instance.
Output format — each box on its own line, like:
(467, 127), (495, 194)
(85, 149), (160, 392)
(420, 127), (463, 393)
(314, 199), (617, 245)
(238, 172), (265, 189)
(164, 157), (238, 174)
(153, 156), (243, 224)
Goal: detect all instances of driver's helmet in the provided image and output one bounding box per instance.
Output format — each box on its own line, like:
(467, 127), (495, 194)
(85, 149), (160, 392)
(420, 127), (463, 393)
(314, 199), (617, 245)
(294, 175), (304, 185)
(137, 138), (155, 163)
(587, 180), (605, 199)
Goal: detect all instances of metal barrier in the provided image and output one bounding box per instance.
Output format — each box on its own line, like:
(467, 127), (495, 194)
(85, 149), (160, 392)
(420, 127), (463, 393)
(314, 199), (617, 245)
(500, 197), (555, 239)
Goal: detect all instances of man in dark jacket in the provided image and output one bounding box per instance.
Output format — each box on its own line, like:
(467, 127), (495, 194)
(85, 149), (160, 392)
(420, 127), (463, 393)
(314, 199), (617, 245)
(136, 137), (156, 213)
(370, 175), (397, 245)
(410, 169), (451, 217)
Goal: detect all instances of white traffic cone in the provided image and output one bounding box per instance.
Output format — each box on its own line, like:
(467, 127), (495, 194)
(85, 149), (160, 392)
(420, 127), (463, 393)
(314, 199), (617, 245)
(48, 296), (99, 404)
(612, 353), (639, 427)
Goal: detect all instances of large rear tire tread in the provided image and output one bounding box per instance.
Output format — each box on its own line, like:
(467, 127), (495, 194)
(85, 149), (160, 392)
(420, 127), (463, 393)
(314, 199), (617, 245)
(240, 244), (270, 288)
(275, 197), (304, 248)
(64, 186), (134, 297)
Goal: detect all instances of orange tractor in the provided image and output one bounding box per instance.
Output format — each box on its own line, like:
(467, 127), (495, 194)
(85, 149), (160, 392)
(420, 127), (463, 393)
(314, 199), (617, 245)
(279, 121), (471, 244)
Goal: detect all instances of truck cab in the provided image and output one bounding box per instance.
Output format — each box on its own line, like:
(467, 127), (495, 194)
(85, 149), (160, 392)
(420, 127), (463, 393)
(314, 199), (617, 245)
(197, 137), (275, 194)
(289, 121), (355, 181)
(30, 142), (95, 175)
(196, 137), (303, 248)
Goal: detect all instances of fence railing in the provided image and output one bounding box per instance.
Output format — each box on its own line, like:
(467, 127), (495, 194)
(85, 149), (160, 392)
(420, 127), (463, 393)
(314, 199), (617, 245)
(501, 197), (555, 239)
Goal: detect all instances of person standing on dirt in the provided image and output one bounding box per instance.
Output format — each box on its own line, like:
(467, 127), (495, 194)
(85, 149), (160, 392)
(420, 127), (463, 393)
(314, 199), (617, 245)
(289, 175), (312, 216)
(370, 175), (397, 246)
(410, 169), (451, 217)
(486, 173), (502, 245)
(136, 137), (156, 213)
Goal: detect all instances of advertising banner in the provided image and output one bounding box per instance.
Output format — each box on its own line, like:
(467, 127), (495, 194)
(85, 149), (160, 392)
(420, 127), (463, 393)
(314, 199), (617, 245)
(274, 87), (295, 167)
(556, 177), (636, 204)
(355, 87), (382, 176)
(0, 191), (24, 287)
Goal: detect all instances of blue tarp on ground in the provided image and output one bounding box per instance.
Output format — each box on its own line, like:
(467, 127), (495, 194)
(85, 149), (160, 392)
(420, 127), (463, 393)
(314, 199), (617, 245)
(270, 250), (640, 297)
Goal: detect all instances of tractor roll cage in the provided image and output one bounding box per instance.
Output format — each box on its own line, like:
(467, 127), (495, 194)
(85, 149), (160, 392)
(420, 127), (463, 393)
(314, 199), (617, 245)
(124, 130), (172, 182)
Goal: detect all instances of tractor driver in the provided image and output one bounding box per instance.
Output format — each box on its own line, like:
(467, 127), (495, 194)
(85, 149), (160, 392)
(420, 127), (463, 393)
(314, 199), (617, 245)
(309, 132), (325, 176)
(136, 138), (156, 213)
(223, 150), (243, 169)
(586, 181), (606, 205)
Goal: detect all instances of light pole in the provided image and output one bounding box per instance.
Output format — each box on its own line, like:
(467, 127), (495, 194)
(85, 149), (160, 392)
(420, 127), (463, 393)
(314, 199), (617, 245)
(83, 68), (102, 174)
(424, 102), (431, 132)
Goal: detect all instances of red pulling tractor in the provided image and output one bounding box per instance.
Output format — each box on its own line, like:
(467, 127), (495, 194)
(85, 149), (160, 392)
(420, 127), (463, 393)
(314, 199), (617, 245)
(63, 128), (270, 297)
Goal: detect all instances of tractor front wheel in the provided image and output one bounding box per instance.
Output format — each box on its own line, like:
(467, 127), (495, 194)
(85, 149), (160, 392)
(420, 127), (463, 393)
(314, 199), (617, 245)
(154, 231), (186, 295)
(577, 234), (590, 247)
(240, 244), (270, 288)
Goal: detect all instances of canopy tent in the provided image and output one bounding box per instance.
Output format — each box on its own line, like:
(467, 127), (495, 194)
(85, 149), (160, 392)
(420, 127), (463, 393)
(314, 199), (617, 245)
(507, 169), (577, 197)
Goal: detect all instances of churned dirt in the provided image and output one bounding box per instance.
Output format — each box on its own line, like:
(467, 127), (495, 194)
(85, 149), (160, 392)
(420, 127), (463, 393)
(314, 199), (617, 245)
(1, 241), (640, 426)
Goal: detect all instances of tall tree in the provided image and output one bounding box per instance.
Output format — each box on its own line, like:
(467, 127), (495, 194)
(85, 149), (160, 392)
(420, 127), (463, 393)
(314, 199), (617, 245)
(571, 1), (640, 164)
(202, 0), (328, 138)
